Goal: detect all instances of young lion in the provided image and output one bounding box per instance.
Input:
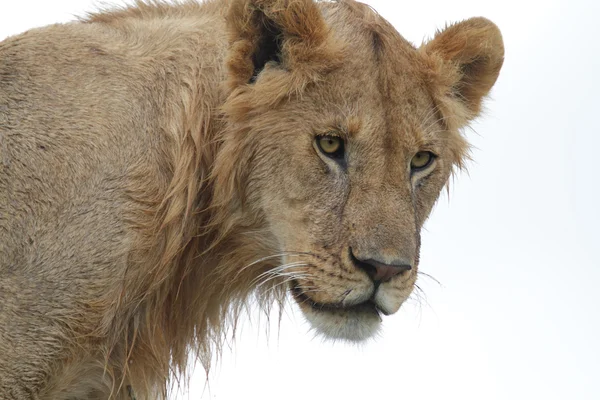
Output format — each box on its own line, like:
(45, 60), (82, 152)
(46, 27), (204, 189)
(0, 0), (504, 398)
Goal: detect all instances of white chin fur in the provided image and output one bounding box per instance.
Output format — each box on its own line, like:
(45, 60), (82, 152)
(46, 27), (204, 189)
(373, 288), (403, 315)
(300, 306), (382, 342)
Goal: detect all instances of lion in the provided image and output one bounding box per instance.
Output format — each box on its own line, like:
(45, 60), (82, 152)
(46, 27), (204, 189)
(0, 0), (504, 398)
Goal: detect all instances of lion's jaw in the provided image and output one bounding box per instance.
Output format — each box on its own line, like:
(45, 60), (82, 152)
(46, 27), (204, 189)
(287, 256), (417, 342)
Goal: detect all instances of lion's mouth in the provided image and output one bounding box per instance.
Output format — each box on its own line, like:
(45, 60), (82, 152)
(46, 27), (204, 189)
(290, 281), (384, 319)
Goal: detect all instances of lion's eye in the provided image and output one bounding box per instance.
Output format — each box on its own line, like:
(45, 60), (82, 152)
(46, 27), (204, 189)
(316, 135), (344, 159)
(410, 151), (435, 172)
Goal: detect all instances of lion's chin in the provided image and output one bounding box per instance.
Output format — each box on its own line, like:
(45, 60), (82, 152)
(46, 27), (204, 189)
(291, 284), (382, 342)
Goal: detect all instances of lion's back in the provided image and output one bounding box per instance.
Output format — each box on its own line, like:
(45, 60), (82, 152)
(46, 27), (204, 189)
(0, 22), (167, 390)
(0, 6), (228, 279)
(0, 22), (148, 276)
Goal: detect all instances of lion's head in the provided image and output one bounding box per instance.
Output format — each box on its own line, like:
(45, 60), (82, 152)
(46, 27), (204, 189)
(210, 0), (504, 342)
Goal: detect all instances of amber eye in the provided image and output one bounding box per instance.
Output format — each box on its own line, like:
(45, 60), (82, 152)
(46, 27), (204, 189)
(410, 151), (435, 172)
(316, 135), (344, 159)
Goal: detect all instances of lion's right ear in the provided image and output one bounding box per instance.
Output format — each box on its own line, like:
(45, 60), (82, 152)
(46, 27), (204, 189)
(225, 0), (343, 94)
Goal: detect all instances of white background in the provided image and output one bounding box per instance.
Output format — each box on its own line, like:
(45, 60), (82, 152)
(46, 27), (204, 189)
(1, 0), (599, 399)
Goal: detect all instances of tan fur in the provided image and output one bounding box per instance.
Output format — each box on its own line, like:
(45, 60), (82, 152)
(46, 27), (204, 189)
(0, 1), (504, 398)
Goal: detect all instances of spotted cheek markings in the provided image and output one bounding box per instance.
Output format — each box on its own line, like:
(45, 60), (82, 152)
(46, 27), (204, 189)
(299, 269), (370, 304)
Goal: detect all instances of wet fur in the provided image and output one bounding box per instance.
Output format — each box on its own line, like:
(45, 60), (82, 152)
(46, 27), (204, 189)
(0, 0), (503, 398)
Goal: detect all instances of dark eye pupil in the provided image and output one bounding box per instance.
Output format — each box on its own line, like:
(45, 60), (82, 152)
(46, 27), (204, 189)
(411, 151), (435, 172)
(317, 135), (344, 160)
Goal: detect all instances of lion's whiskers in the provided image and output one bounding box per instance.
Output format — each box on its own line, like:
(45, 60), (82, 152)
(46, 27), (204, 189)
(254, 270), (310, 291)
(416, 270), (442, 287)
(252, 263), (312, 290)
(251, 262), (309, 284)
(235, 251), (313, 279)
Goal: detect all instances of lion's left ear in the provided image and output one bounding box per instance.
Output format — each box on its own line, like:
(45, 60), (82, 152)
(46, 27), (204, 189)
(421, 17), (504, 128)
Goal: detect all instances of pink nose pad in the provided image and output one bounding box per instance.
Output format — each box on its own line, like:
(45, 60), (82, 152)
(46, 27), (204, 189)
(350, 248), (412, 283)
(369, 260), (410, 281)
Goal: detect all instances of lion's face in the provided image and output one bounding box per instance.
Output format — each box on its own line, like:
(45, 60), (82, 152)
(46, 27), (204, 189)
(219, 0), (504, 341)
(248, 66), (455, 341)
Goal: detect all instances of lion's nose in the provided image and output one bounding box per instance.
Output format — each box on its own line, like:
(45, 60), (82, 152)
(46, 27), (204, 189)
(349, 248), (412, 283)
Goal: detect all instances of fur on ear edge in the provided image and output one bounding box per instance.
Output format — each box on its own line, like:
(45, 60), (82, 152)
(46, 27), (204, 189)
(420, 17), (505, 130)
(224, 0), (345, 118)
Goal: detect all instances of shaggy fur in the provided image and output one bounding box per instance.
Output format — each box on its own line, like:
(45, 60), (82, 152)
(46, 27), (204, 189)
(0, 0), (504, 398)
